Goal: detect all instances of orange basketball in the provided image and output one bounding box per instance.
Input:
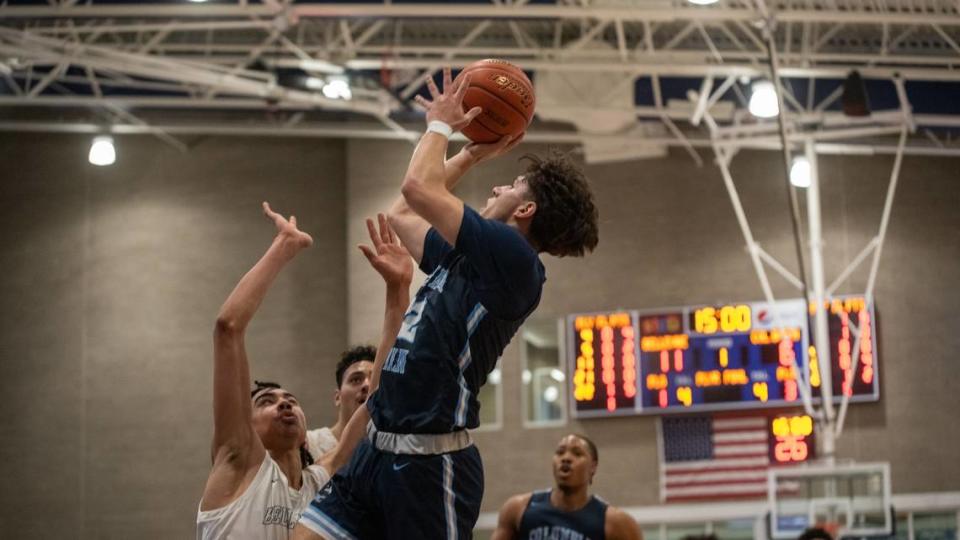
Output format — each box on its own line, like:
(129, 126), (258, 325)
(454, 59), (535, 143)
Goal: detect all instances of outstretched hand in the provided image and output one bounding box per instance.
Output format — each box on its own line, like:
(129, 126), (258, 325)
(462, 132), (525, 165)
(358, 214), (414, 288)
(262, 201), (313, 250)
(414, 67), (483, 133)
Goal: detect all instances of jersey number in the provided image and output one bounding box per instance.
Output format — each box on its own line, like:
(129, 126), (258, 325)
(397, 297), (427, 344)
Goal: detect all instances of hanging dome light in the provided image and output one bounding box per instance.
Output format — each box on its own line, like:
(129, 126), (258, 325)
(687, 0), (719, 4)
(790, 156), (812, 188)
(88, 135), (116, 166)
(748, 80), (780, 118)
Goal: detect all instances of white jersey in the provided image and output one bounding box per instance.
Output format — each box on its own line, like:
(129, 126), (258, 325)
(306, 427), (338, 460)
(197, 454), (330, 540)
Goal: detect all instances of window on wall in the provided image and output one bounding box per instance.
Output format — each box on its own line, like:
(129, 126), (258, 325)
(474, 360), (502, 431)
(522, 318), (567, 427)
(912, 512), (957, 539)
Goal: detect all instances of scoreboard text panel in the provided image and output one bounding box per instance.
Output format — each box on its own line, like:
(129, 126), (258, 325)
(568, 297), (879, 418)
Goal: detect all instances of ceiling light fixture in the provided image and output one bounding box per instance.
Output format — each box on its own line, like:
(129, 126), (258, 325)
(748, 80), (780, 118)
(321, 77), (352, 100)
(790, 156), (812, 188)
(88, 135), (116, 166)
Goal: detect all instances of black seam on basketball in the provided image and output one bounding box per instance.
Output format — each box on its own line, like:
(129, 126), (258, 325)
(469, 85), (532, 124)
(471, 111), (507, 136)
(465, 120), (499, 142)
(459, 68), (533, 102)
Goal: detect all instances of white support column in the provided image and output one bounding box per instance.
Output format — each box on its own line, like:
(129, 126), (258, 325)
(614, 18), (627, 61)
(690, 75), (714, 126)
(653, 74), (703, 166)
(894, 76), (917, 132)
(26, 60), (68, 97)
(756, 246), (805, 291)
(804, 139), (836, 462)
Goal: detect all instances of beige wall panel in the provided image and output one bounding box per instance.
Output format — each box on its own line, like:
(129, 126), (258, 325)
(0, 134), (347, 538)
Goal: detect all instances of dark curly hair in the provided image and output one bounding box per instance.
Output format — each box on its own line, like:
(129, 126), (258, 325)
(335, 345), (376, 387)
(521, 151), (599, 257)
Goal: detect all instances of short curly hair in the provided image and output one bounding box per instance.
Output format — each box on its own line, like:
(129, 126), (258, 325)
(521, 151), (599, 257)
(335, 345), (376, 388)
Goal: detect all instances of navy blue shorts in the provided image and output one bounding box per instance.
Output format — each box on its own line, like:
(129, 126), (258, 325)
(300, 439), (484, 539)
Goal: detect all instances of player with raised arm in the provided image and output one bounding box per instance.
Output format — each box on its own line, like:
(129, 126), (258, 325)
(295, 67), (599, 539)
(491, 434), (642, 540)
(197, 205), (411, 540)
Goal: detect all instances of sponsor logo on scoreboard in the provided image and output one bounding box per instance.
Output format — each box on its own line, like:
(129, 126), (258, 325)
(751, 299), (807, 331)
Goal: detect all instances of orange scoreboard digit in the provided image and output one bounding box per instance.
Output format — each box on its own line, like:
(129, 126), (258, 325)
(571, 312), (638, 415)
(568, 296), (879, 418)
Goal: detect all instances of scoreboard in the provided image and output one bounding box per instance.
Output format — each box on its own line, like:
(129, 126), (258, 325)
(569, 296), (879, 418)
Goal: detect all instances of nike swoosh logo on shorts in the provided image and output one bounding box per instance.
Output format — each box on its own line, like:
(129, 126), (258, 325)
(392, 462), (410, 471)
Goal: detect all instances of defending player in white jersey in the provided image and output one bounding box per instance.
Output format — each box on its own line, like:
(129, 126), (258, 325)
(197, 205), (412, 539)
(305, 345), (377, 460)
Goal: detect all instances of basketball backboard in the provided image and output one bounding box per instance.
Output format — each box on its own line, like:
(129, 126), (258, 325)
(768, 462), (892, 539)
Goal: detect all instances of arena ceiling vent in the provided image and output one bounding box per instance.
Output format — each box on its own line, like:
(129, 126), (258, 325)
(2, 0), (960, 160)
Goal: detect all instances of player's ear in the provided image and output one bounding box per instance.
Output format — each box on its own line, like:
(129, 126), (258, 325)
(334, 389), (341, 407)
(515, 201), (536, 219)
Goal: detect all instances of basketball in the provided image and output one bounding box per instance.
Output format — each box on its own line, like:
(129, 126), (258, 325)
(454, 59), (536, 144)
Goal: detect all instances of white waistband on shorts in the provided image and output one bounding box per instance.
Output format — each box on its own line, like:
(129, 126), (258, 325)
(366, 420), (473, 455)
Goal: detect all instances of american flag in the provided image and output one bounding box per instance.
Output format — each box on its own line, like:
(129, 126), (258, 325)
(659, 415), (772, 502)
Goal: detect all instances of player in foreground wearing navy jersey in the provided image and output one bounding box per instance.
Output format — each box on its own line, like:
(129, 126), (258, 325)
(492, 434), (642, 540)
(293, 68), (599, 539)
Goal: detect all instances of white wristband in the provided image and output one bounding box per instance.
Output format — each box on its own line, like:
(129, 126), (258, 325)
(426, 120), (453, 139)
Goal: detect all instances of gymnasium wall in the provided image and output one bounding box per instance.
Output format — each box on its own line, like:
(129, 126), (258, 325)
(343, 139), (960, 513)
(0, 132), (956, 538)
(0, 133), (348, 537)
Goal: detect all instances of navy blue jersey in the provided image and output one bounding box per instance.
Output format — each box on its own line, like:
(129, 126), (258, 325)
(369, 205), (545, 433)
(518, 490), (608, 540)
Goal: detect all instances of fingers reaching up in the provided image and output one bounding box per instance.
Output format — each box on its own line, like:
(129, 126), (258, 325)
(415, 67), (482, 133)
(262, 201), (313, 249)
(358, 213), (413, 287)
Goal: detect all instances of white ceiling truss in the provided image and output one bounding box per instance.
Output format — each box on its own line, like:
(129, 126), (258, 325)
(2, 0), (960, 157)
